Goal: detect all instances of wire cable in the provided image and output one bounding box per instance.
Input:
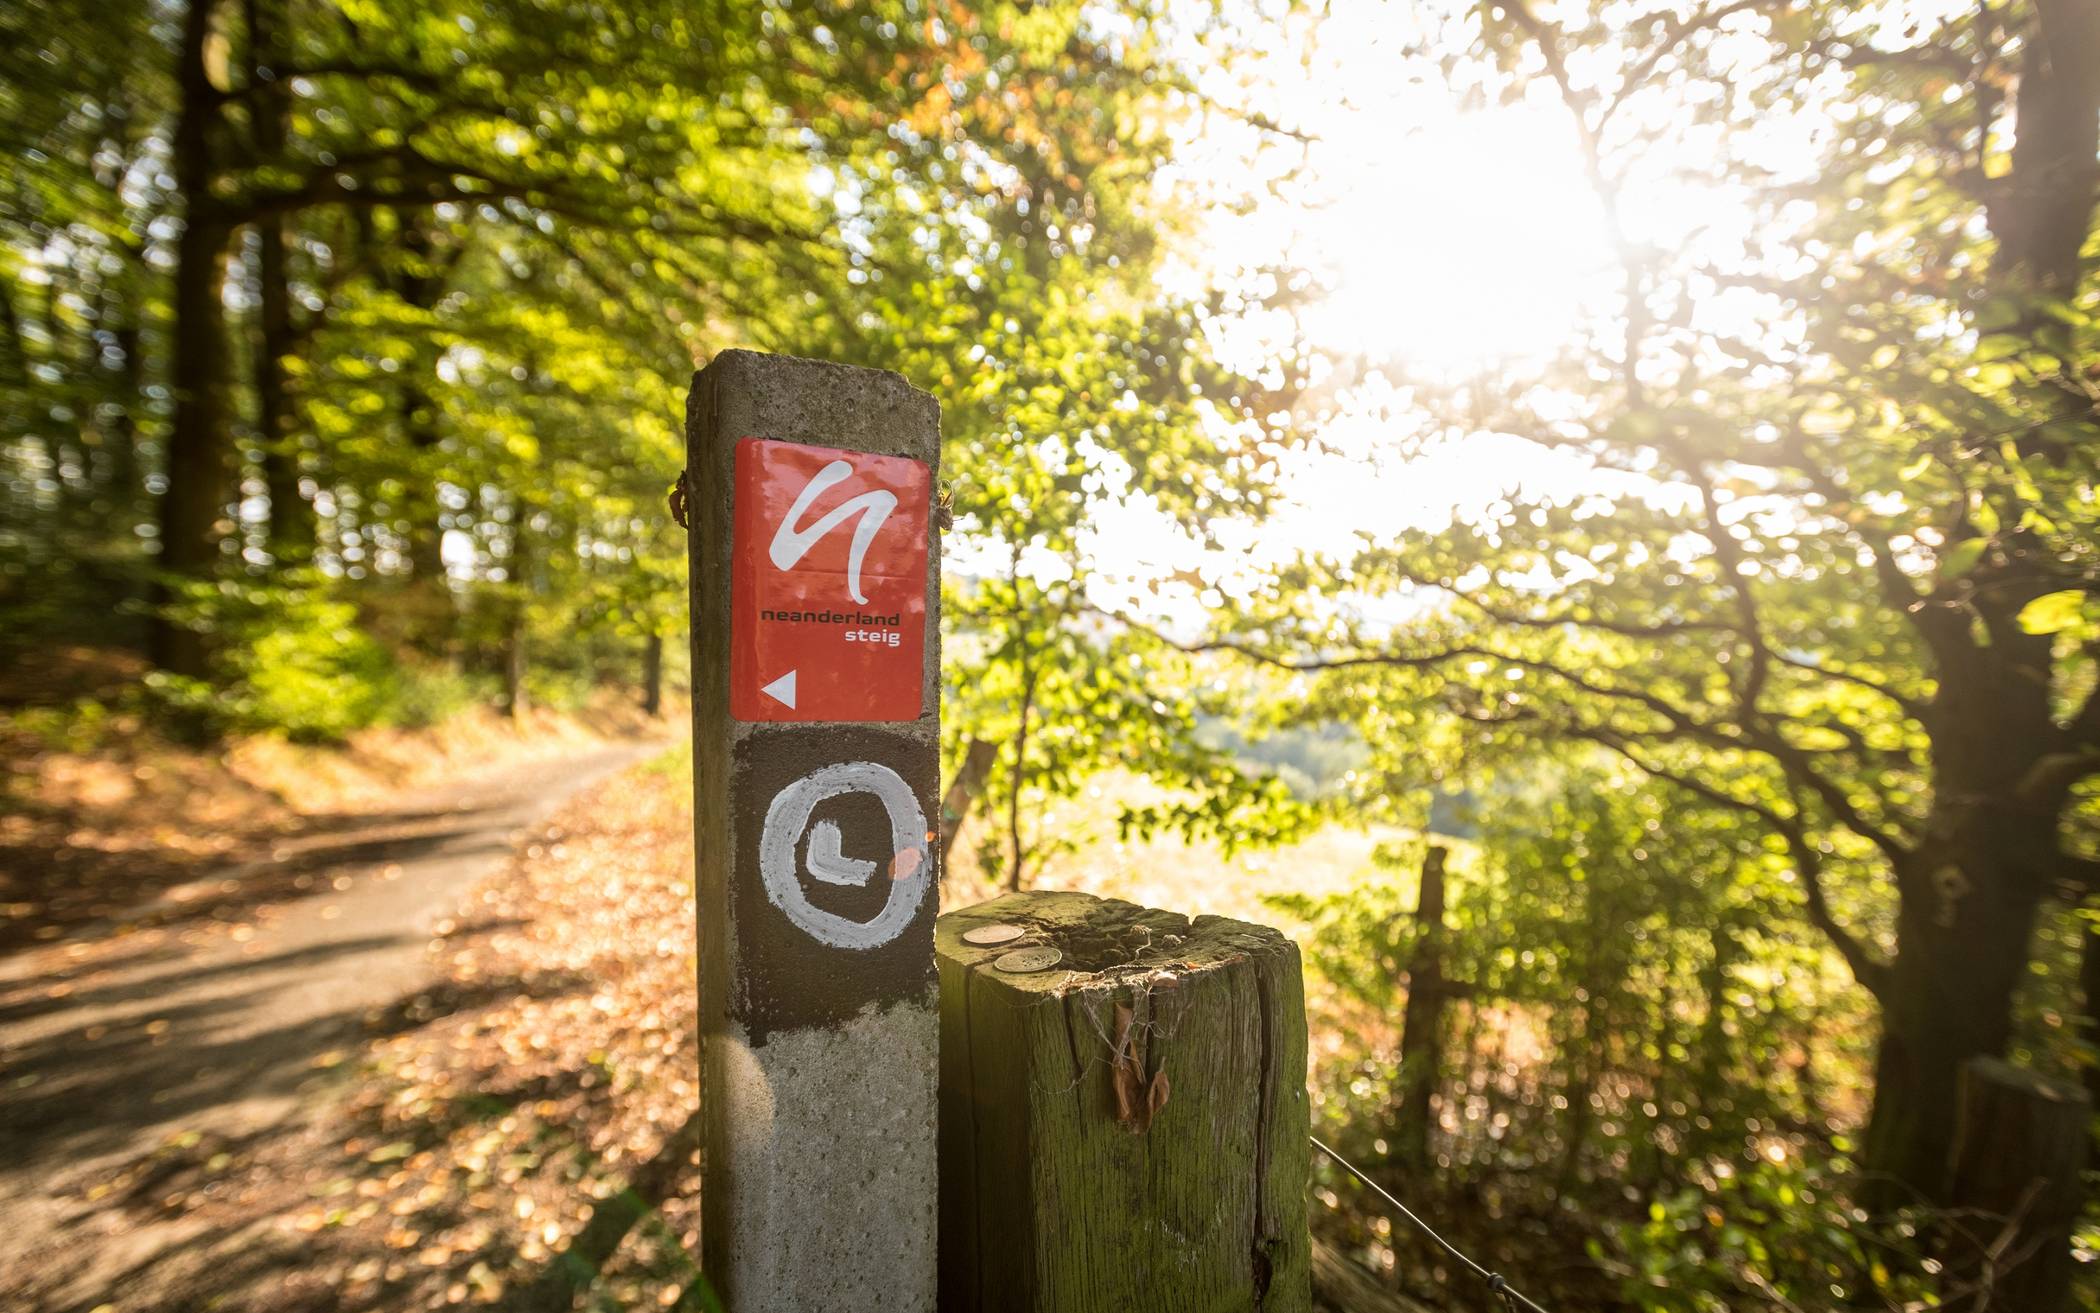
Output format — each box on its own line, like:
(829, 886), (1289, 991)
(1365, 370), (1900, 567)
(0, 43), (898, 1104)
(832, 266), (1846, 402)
(1310, 1134), (1554, 1313)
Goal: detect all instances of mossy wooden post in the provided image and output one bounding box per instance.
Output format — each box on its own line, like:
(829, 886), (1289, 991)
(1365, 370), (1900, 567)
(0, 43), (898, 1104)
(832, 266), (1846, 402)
(936, 889), (1312, 1312)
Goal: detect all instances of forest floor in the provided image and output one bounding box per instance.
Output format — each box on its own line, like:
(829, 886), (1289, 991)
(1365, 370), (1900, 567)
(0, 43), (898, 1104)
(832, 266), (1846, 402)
(0, 737), (666, 1312)
(1, 682), (679, 954)
(0, 739), (1416, 1312)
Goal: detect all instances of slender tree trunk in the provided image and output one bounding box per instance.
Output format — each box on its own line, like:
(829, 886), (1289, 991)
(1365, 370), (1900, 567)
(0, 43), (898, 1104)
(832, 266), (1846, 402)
(245, 0), (307, 565)
(392, 217), (449, 585)
(939, 738), (997, 864)
(1991, 0), (2100, 298)
(502, 520), (530, 718)
(1004, 653), (1039, 892)
(108, 322), (143, 521)
(1393, 845), (1451, 1173)
(1697, 923), (1736, 1091)
(2082, 924), (2100, 1121)
(641, 631), (663, 716)
(503, 613), (527, 719)
(56, 275), (95, 534)
(402, 379), (445, 581)
(148, 0), (230, 678)
(255, 216), (308, 563)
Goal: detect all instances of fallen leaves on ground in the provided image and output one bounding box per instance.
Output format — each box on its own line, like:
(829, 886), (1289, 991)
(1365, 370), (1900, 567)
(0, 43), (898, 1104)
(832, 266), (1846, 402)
(133, 746), (705, 1312)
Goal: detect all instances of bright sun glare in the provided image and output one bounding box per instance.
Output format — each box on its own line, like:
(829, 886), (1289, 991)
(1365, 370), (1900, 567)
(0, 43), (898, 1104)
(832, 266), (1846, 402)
(1297, 101), (1616, 370)
(1086, 0), (1835, 603)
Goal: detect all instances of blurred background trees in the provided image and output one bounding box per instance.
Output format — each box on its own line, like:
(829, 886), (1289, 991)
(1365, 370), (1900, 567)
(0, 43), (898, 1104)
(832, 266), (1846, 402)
(1, 0), (1292, 746)
(6, 0), (2100, 1309)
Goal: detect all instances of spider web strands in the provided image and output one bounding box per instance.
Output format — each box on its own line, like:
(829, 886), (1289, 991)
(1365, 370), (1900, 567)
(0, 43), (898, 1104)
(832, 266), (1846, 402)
(1311, 1135), (1554, 1313)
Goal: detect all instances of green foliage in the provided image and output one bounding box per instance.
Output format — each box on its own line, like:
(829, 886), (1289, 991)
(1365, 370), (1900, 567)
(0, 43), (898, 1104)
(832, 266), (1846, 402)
(1595, 1150), (1934, 1313)
(171, 577), (398, 742)
(0, 695), (124, 756)
(1282, 764), (1884, 1305)
(383, 663), (494, 731)
(1202, 0), (2100, 1225)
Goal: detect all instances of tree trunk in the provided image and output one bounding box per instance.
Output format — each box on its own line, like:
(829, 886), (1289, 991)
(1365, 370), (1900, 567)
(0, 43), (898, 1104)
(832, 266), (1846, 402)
(1941, 1058), (2089, 1312)
(1862, 830), (2048, 1207)
(255, 215), (309, 563)
(391, 216), (449, 586)
(402, 377), (445, 582)
(246, 0), (307, 566)
(1991, 0), (2100, 295)
(1861, 533), (2075, 1205)
(1004, 657), (1038, 892)
(501, 508), (531, 718)
(939, 738), (997, 863)
(641, 631), (663, 716)
(147, 0), (230, 678)
(108, 321), (144, 527)
(1698, 922), (1736, 1078)
(1392, 845), (1450, 1173)
(2081, 924), (2100, 1122)
(503, 614), (526, 719)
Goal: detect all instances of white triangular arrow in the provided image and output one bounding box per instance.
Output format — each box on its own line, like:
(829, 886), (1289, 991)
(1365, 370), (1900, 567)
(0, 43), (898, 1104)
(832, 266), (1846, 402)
(760, 670), (798, 709)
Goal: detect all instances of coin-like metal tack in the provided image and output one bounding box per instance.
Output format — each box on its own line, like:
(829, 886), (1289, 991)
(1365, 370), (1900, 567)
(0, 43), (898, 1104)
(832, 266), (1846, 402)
(994, 946), (1064, 974)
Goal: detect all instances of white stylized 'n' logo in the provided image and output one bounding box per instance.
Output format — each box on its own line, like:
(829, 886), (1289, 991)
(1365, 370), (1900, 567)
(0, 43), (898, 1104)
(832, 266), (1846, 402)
(769, 460), (896, 604)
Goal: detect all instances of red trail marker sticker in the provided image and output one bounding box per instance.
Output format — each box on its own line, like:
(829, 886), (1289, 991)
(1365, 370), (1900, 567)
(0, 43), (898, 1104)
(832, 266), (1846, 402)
(730, 437), (930, 722)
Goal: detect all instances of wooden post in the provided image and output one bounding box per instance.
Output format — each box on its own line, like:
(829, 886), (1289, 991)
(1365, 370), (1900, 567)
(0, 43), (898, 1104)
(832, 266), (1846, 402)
(686, 350), (943, 1311)
(642, 631), (664, 717)
(1392, 844), (1450, 1172)
(1942, 1056), (2089, 1312)
(936, 889), (1312, 1312)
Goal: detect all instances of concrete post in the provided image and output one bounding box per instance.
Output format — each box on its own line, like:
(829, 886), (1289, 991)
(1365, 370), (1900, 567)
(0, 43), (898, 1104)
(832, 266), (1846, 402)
(686, 350), (942, 1312)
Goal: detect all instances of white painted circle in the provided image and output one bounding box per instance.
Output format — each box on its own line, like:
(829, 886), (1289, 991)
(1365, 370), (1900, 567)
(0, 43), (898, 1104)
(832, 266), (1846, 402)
(759, 760), (930, 950)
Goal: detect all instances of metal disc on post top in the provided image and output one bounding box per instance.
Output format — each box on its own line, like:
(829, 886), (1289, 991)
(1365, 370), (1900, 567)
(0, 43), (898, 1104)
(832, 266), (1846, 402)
(994, 946), (1063, 974)
(963, 923), (1027, 947)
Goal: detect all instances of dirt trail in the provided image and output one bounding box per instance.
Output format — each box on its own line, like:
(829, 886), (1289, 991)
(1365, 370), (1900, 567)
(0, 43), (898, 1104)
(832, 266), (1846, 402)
(0, 739), (665, 1311)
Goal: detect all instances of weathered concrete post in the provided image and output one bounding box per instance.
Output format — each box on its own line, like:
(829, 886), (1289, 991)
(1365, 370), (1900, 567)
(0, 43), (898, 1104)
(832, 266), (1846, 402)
(686, 350), (942, 1311)
(936, 889), (1312, 1312)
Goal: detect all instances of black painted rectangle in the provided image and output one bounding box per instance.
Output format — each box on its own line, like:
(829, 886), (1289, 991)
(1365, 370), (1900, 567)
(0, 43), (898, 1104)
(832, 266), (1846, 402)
(731, 724), (940, 1041)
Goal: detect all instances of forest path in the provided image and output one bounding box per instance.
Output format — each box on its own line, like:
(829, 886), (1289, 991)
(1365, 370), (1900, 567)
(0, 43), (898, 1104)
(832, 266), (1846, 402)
(0, 738), (667, 1311)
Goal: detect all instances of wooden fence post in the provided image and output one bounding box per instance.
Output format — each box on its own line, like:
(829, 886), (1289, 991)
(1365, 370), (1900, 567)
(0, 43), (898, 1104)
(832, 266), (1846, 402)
(1393, 844), (1450, 1172)
(936, 889), (1312, 1312)
(686, 350), (943, 1311)
(1943, 1056), (2089, 1312)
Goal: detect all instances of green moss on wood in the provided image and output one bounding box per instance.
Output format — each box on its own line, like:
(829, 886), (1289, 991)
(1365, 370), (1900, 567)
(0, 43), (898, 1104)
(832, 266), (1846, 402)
(937, 890), (1312, 1313)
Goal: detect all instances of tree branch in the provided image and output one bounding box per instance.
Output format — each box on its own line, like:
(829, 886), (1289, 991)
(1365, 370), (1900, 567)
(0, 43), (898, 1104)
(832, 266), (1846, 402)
(1580, 729), (1892, 1001)
(1102, 606), (1721, 736)
(1773, 650), (1930, 719)
(1394, 568), (1736, 641)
